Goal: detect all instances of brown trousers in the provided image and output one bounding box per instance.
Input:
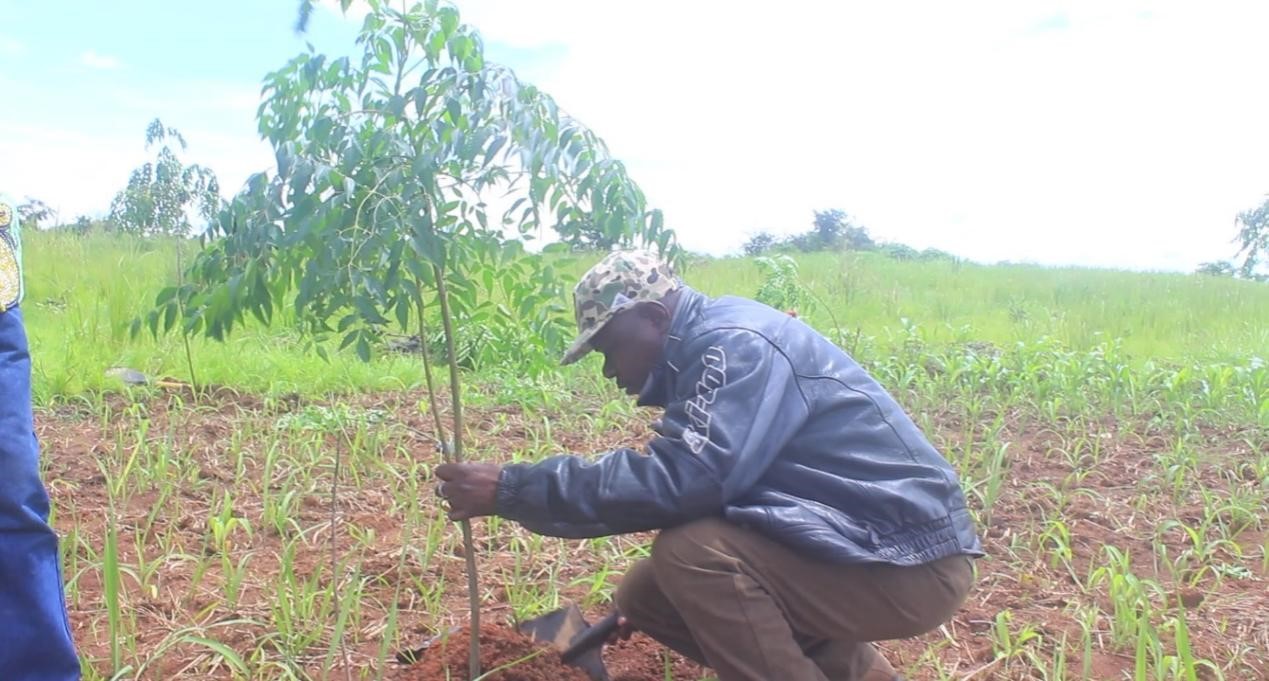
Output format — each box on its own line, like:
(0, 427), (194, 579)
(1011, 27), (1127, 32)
(614, 517), (974, 681)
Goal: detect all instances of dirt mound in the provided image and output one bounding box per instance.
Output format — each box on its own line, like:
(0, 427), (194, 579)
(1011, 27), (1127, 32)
(392, 624), (706, 681)
(393, 623), (590, 681)
(604, 634), (705, 680)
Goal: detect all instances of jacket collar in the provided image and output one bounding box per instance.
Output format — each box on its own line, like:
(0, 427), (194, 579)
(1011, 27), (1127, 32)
(636, 285), (706, 407)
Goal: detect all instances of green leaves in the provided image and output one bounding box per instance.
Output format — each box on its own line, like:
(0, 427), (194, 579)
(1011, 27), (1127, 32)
(151, 0), (679, 371)
(754, 254), (810, 313)
(438, 6), (459, 37)
(110, 119), (221, 237)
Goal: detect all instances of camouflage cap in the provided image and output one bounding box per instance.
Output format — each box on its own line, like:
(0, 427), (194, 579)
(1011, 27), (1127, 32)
(561, 249), (679, 365)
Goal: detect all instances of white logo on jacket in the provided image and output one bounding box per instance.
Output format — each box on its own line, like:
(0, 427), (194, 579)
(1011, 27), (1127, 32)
(681, 345), (726, 453)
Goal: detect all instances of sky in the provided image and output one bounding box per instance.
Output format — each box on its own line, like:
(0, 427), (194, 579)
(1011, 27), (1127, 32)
(2, 0), (1267, 272)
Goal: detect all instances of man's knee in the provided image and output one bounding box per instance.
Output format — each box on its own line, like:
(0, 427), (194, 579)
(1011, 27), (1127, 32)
(650, 517), (732, 576)
(614, 557), (658, 620)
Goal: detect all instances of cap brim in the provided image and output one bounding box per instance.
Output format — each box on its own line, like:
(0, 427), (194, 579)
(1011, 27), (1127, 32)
(559, 306), (628, 366)
(560, 338), (593, 366)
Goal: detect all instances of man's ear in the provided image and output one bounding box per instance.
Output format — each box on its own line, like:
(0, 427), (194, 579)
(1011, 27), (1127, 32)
(641, 300), (673, 332)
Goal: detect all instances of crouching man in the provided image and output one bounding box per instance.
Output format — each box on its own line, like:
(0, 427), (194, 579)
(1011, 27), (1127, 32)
(436, 249), (983, 681)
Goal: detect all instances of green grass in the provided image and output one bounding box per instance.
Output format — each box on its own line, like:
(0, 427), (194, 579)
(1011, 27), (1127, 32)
(682, 252), (1269, 364)
(23, 232), (442, 401)
(24, 232), (1268, 404)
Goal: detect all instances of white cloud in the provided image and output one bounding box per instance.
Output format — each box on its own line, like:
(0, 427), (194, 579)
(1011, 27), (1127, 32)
(0, 121), (273, 222)
(0, 37), (23, 55)
(425, 0), (1269, 271)
(80, 50), (122, 70)
(317, 0), (371, 21)
(10, 1), (1269, 274)
(0, 78), (272, 222)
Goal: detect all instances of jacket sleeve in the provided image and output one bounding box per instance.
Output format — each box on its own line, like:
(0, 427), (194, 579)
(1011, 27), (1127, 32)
(494, 328), (810, 538)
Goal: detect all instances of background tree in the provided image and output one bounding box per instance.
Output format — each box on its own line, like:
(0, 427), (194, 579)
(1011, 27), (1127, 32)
(812, 209), (848, 249)
(143, 2), (675, 676)
(776, 209), (876, 253)
(1234, 195), (1268, 281)
(1196, 261), (1236, 277)
(742, 231), (776, 256)
(16, 197), (55, 228)
(813, 209), (873, 251)
(842, 223), (875, 251)
(918, 247), (957, 262)
(878, 242), (918, 260)
(109, 119), (220, 237)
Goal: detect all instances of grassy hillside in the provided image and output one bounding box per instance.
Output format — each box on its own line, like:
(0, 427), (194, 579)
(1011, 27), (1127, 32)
(684, 252), (1269, 363)
(21, 231), (1268, 403)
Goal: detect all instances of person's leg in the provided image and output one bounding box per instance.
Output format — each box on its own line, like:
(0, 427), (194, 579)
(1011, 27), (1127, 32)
(0, 308), (80, 680)
(614, 555), (708, 664)
(796, 636), (878, 680)
(618, 562), (897, 681)
(794, 547), (972, 680)
(624, 517), (972, 681)
(618, 551), (905, 678)
(798, 636), (900, 681)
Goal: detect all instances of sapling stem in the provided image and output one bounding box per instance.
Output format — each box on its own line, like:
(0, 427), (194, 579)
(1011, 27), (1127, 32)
(434, 264), (482, 680)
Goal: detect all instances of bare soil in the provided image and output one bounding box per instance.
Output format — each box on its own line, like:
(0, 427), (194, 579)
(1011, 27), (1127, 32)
(605, 634), (706, 680)
(386, 624), (703, 681)
(389, 623), (590, 681)
(38, 388), (1267, 679)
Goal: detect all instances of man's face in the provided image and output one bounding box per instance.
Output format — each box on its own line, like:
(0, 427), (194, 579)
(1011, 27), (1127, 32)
(589, 302), (670, 395)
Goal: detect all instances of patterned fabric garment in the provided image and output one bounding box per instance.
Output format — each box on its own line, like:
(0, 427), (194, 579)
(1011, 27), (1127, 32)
(0, 195), (21, 311)
(561, 248), (679, 365)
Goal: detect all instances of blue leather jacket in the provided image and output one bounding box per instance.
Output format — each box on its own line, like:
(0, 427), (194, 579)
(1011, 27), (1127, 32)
(496, 287), (984, 565)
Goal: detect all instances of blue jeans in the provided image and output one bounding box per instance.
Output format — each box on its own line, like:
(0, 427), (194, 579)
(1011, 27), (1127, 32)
(0, 308), (80, 679)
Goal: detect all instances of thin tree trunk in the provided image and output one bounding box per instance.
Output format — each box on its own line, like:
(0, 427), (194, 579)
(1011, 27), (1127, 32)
(175, 239), (200, 393)
(416, 294), (449, 449)
(433, 265), (482, 680)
